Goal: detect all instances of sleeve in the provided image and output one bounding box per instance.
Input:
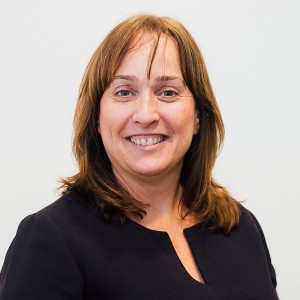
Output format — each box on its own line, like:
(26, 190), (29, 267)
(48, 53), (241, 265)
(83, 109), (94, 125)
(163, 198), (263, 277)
(249, 212), (277, 289)
(0, 212), (85, 300)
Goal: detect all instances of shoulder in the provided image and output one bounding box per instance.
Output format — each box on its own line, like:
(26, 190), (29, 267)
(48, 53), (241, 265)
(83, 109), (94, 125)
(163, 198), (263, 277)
(38, 192), (97, 220)
(33, 193), (104, 230)
(229, 205), (268, 247)
(0, 194), (87, 298)
(237, 205), (268, 241)
(206, 204), (274, 269)
(11, 193), (101, 248)
(238, 205), (261, 230)
(13, 193), (113, 252)
(234, 205), (277, 288)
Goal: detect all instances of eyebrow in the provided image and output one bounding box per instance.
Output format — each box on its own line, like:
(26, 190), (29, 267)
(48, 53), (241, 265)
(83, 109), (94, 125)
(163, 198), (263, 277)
(113, 75), (180, 82)
(114, 75), (137, 82)
(154, 76), (180, 82)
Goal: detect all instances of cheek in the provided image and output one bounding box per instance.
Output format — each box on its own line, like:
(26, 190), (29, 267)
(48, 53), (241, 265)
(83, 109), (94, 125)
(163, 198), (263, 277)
(99, 101), (132, 140)
(99, 100), (113, 138)
(166, 110), (195, 152)
(99, 112), (116, 140)
(181, 113), (197, 148)
(175, 107), (196, 133)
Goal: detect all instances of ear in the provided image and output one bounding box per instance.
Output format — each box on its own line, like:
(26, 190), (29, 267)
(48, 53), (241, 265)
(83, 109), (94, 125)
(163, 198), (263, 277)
(193, 111), (199, 135)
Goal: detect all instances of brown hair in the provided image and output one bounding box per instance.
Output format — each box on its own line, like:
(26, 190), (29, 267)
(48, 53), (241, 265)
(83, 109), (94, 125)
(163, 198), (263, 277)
(60, 14), (240, 232)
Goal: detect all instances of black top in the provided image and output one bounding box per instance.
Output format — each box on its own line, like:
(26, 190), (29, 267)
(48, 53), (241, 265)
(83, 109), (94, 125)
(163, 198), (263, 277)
(0, 194), (278, 300)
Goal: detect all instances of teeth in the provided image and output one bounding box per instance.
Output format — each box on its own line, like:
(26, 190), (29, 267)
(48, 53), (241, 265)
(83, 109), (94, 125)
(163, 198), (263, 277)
(130, 136), (164, 146)
(147, 138), (153, 146)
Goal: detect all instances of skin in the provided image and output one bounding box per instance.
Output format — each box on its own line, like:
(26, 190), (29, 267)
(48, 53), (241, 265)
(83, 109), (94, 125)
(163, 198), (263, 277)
(99, 34), (198, 190)
(98, 34), (204, 283)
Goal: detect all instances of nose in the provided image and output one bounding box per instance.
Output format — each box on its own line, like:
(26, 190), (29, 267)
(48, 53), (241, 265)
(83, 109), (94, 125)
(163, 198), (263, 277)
(132, 92), (160, 127)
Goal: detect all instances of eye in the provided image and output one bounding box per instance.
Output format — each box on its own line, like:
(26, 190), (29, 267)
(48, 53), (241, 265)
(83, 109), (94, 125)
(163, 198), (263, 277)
(162, 90), (178, 97)
(157, 89), (179, 102)
(116, 89), (133, 97)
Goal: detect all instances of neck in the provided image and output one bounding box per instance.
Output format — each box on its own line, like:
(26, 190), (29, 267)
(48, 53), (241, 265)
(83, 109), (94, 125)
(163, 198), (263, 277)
(113, 166), (188, 228)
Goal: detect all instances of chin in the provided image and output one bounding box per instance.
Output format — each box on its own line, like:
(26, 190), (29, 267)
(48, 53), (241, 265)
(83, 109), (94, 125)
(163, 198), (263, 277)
(128, 162), (167, 177)
(132, 168), (166, 177)
(129, 161), (180, 178)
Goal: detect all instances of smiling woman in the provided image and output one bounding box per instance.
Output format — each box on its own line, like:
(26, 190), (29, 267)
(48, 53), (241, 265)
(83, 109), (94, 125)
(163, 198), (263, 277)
(99, 34), (198, 180)
(60, 16), (240, 231)
(0, 15), (278, 300)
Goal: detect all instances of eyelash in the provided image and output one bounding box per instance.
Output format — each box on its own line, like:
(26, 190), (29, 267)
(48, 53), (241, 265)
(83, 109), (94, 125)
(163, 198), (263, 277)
(115, 90), (134, 97)
(114, 88), (179, 101)
(160, 90), (178, 97)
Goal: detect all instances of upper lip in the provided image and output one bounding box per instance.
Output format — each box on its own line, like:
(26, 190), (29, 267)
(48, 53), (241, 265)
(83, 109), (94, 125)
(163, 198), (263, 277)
(125, 133), (168, 138)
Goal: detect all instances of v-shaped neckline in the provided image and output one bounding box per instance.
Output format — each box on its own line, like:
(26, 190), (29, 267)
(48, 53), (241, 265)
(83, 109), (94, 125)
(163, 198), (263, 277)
(127, 218), (210, 288)
(127, 217), (203, 234)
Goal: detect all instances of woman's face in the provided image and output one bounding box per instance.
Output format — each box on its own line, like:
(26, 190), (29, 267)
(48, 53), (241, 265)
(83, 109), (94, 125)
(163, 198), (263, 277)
(98, 34), (199, 181)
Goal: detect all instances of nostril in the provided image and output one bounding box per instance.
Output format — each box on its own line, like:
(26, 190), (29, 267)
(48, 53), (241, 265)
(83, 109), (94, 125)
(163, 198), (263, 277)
(132, 102), (160, 125)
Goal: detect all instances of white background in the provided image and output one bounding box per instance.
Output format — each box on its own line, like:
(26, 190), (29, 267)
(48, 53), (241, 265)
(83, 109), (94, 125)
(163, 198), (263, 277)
(0, 0), (299, 298)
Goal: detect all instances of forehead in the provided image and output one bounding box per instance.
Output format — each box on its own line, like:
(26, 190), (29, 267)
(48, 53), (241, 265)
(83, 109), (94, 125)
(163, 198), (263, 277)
(115, 33), (183, 79)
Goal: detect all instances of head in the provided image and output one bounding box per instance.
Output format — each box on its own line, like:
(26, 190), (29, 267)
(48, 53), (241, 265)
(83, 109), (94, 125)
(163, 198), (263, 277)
(65, 15), (238, 230)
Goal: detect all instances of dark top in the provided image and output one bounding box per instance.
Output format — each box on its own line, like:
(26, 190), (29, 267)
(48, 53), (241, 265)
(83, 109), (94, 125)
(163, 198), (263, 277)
(0, 194), (278, 300)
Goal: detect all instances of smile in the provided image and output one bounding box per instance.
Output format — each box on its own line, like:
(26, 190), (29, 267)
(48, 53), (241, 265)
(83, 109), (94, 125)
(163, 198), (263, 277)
(128, 135), (166, 146)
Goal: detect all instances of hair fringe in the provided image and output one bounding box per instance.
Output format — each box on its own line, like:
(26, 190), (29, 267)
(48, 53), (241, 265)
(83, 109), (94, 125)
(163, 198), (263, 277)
(59, 14), (240, 233)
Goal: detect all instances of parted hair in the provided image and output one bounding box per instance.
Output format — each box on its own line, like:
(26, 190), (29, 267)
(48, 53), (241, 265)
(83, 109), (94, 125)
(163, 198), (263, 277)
(60, 14), (240, 232)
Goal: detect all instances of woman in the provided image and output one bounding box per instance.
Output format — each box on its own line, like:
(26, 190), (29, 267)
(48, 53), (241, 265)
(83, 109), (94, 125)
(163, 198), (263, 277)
(0, 15), (278, 299)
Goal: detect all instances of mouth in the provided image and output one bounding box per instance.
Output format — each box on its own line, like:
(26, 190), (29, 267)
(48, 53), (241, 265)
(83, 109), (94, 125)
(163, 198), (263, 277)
(126, 135), (168, 146)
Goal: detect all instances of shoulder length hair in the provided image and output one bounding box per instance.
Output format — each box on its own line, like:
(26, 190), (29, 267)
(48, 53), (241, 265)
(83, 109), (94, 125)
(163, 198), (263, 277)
(60, 14), (240, 232)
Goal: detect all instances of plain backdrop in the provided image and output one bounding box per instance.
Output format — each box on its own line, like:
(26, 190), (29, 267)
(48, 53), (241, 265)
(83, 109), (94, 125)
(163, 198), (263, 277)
(0, 0), (299, 298)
